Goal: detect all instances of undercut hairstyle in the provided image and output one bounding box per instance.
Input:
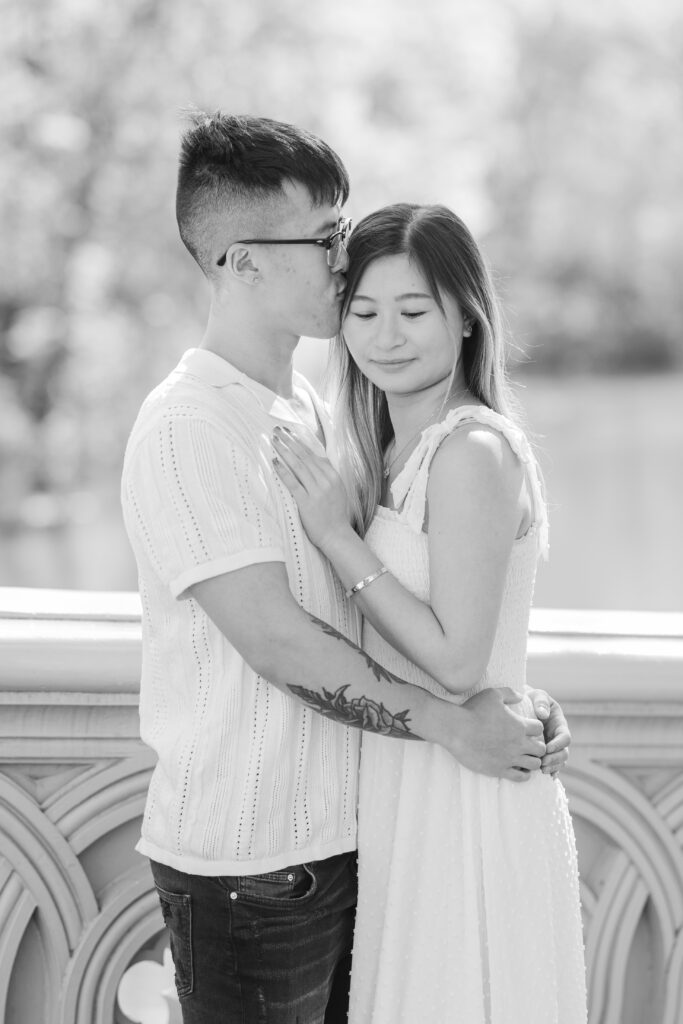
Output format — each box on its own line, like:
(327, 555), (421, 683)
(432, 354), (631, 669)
(329, 203), (524, 533)
(176, 110), (350, 279)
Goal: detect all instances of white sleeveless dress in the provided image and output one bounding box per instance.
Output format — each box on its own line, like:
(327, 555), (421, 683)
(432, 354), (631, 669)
(348, 407), (587, 1024)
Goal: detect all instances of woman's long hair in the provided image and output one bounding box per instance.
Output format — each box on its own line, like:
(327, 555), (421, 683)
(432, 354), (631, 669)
(329, 203), (521, 534)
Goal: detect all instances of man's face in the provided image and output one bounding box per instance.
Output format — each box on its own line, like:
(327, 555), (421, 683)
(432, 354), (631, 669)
(257, 181), (347, 341)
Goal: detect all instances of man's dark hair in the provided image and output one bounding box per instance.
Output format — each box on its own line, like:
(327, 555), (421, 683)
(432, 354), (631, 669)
(176, 111), (350, 279)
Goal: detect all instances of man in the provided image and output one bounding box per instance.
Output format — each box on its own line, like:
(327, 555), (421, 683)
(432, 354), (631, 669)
(121, 112), (569, 1024)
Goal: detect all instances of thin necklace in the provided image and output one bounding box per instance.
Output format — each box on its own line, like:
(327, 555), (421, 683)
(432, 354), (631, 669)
(383, 407), (444, 480)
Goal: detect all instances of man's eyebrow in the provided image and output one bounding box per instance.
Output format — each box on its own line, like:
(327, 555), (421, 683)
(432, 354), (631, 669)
(312, 217), (338, 235)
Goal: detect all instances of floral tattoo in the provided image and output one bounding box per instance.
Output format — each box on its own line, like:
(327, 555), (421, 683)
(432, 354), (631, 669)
(289, 684), (421, 739)
(286, 615), (422, 739)
(308, 615), (410, 687)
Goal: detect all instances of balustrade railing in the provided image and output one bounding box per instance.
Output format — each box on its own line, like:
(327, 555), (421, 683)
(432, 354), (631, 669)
(1, 588), (682, 1024)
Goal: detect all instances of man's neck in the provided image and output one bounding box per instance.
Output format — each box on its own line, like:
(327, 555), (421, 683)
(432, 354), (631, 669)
(200, 306), (299, 397)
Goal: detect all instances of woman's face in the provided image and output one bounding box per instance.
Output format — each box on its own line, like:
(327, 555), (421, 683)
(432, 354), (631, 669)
(342, 253), (467, 398)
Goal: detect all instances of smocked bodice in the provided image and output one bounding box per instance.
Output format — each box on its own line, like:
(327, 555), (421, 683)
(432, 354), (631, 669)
(361, 406), (548, 703)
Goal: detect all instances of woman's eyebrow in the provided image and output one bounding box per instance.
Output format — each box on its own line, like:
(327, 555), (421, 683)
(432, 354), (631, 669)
(350, 292), (433, 302)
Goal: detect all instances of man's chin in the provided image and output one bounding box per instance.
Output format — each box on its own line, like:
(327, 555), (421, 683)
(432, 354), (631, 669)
(300, 332), (336, 342)
(301, 320), (341, 341)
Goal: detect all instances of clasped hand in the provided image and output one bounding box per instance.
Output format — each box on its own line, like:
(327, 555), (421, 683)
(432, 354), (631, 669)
(272, 426), (353, 550)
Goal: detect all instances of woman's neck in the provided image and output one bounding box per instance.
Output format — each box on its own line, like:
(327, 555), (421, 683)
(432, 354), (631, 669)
(385, 375), (470, 448)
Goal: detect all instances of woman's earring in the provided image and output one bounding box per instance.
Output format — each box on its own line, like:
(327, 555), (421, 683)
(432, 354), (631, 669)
(463, 321), (473, 338)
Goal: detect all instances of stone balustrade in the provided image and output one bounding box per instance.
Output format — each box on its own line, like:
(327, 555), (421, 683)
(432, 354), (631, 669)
(1, 588), (682, 1024)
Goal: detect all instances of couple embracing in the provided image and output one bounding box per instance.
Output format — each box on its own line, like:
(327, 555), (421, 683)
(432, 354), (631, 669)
(121, 112), (587, 1023)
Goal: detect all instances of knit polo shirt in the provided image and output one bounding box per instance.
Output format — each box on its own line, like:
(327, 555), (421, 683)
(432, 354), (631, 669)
(121, 348), (360, 875)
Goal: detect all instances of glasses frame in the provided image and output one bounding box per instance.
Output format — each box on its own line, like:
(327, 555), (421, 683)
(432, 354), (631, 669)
(217, 217), (352, 270)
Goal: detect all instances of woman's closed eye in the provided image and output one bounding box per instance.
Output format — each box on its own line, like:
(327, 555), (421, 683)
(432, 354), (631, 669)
(350, 310), (428, 321)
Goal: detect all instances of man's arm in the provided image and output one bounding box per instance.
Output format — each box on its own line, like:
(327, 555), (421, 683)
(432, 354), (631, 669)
(189, 561), (546, 782)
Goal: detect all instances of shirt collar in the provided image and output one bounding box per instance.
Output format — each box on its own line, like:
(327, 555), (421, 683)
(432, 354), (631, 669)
(175, 348), (330, 439)
(176, 348), (279, 408)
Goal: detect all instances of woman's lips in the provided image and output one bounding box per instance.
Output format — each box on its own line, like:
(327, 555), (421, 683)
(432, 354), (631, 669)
(371, 358), (415, 368)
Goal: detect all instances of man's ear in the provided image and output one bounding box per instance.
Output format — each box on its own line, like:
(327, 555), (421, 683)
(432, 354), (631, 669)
(224, 244), (260, 284)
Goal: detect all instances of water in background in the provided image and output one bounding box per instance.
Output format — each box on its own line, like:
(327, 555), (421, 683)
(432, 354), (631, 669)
(1, 361), (681, 613)
(516, 372), (682, 612)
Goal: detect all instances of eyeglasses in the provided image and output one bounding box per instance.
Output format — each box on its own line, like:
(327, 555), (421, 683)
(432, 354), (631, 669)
(217, 217), (352, 272)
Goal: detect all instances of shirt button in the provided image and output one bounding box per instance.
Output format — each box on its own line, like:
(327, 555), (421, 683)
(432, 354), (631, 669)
(287, 874), (294, 882)
(230, 892), (238, 900)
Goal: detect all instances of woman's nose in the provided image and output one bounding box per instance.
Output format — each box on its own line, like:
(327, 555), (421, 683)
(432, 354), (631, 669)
(375, 318), (405, 350)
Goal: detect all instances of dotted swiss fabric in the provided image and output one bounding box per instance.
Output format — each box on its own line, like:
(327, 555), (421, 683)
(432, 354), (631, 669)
(348, 407), (587, 1024)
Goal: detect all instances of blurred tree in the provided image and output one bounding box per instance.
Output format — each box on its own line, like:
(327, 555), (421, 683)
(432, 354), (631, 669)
(486, 1), (683, 371)
(0, 0), (682, 528)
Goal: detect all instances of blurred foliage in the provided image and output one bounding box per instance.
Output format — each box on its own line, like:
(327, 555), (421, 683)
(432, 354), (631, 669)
(1, 0), (683, 524)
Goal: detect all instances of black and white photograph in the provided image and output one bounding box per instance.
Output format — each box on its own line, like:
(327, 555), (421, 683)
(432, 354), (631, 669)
(1, 2), (682, 1022)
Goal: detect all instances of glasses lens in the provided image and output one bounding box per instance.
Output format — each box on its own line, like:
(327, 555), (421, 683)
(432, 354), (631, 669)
(328, 235), (341, 268)
(327, 219), (350, 270)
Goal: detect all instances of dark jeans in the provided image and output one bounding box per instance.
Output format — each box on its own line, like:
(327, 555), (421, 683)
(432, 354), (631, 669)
(150, 851), (357, 1024)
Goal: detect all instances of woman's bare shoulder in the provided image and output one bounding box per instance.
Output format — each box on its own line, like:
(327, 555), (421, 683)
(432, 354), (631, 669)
(429, 419), (525, 492)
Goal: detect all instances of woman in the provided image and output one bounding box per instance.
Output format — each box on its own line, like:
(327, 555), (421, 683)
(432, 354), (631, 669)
(272, 203), (587, 1023)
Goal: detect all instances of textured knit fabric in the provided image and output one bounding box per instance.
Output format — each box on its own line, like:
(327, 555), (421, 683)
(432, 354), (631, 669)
(121, 349), (360, 876)
(348, 407), (587, 1024)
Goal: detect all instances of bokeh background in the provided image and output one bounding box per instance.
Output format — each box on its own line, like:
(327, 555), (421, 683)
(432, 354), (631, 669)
(1, 0), (682, 611)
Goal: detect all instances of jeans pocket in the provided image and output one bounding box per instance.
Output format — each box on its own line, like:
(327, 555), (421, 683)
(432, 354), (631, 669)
(155, 884), (194, 997)
(234, 862), (318, 906)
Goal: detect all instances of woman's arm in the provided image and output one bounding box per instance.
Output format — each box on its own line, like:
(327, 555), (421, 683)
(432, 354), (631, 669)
(272, 424), (530, 695)
(189, 559), (545, 780)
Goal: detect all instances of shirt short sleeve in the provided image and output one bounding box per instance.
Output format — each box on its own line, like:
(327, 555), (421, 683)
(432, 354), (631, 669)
(122, 412), (285, 598)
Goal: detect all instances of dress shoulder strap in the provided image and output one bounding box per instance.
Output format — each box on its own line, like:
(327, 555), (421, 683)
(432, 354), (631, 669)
(390, 405), (549, 557)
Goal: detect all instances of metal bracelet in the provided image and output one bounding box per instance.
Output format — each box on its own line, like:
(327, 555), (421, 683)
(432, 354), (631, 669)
(345, 566), (389, 599)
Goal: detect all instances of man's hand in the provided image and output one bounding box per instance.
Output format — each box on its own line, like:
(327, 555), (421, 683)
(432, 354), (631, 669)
(526, 688), (571, 776)
(450, 687), (546, 782)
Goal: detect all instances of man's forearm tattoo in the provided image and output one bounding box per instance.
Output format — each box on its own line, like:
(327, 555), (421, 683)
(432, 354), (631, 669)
(286, 615), (423, 740)
(289, 684), (422, 739)
(308, 614), (410, 687)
